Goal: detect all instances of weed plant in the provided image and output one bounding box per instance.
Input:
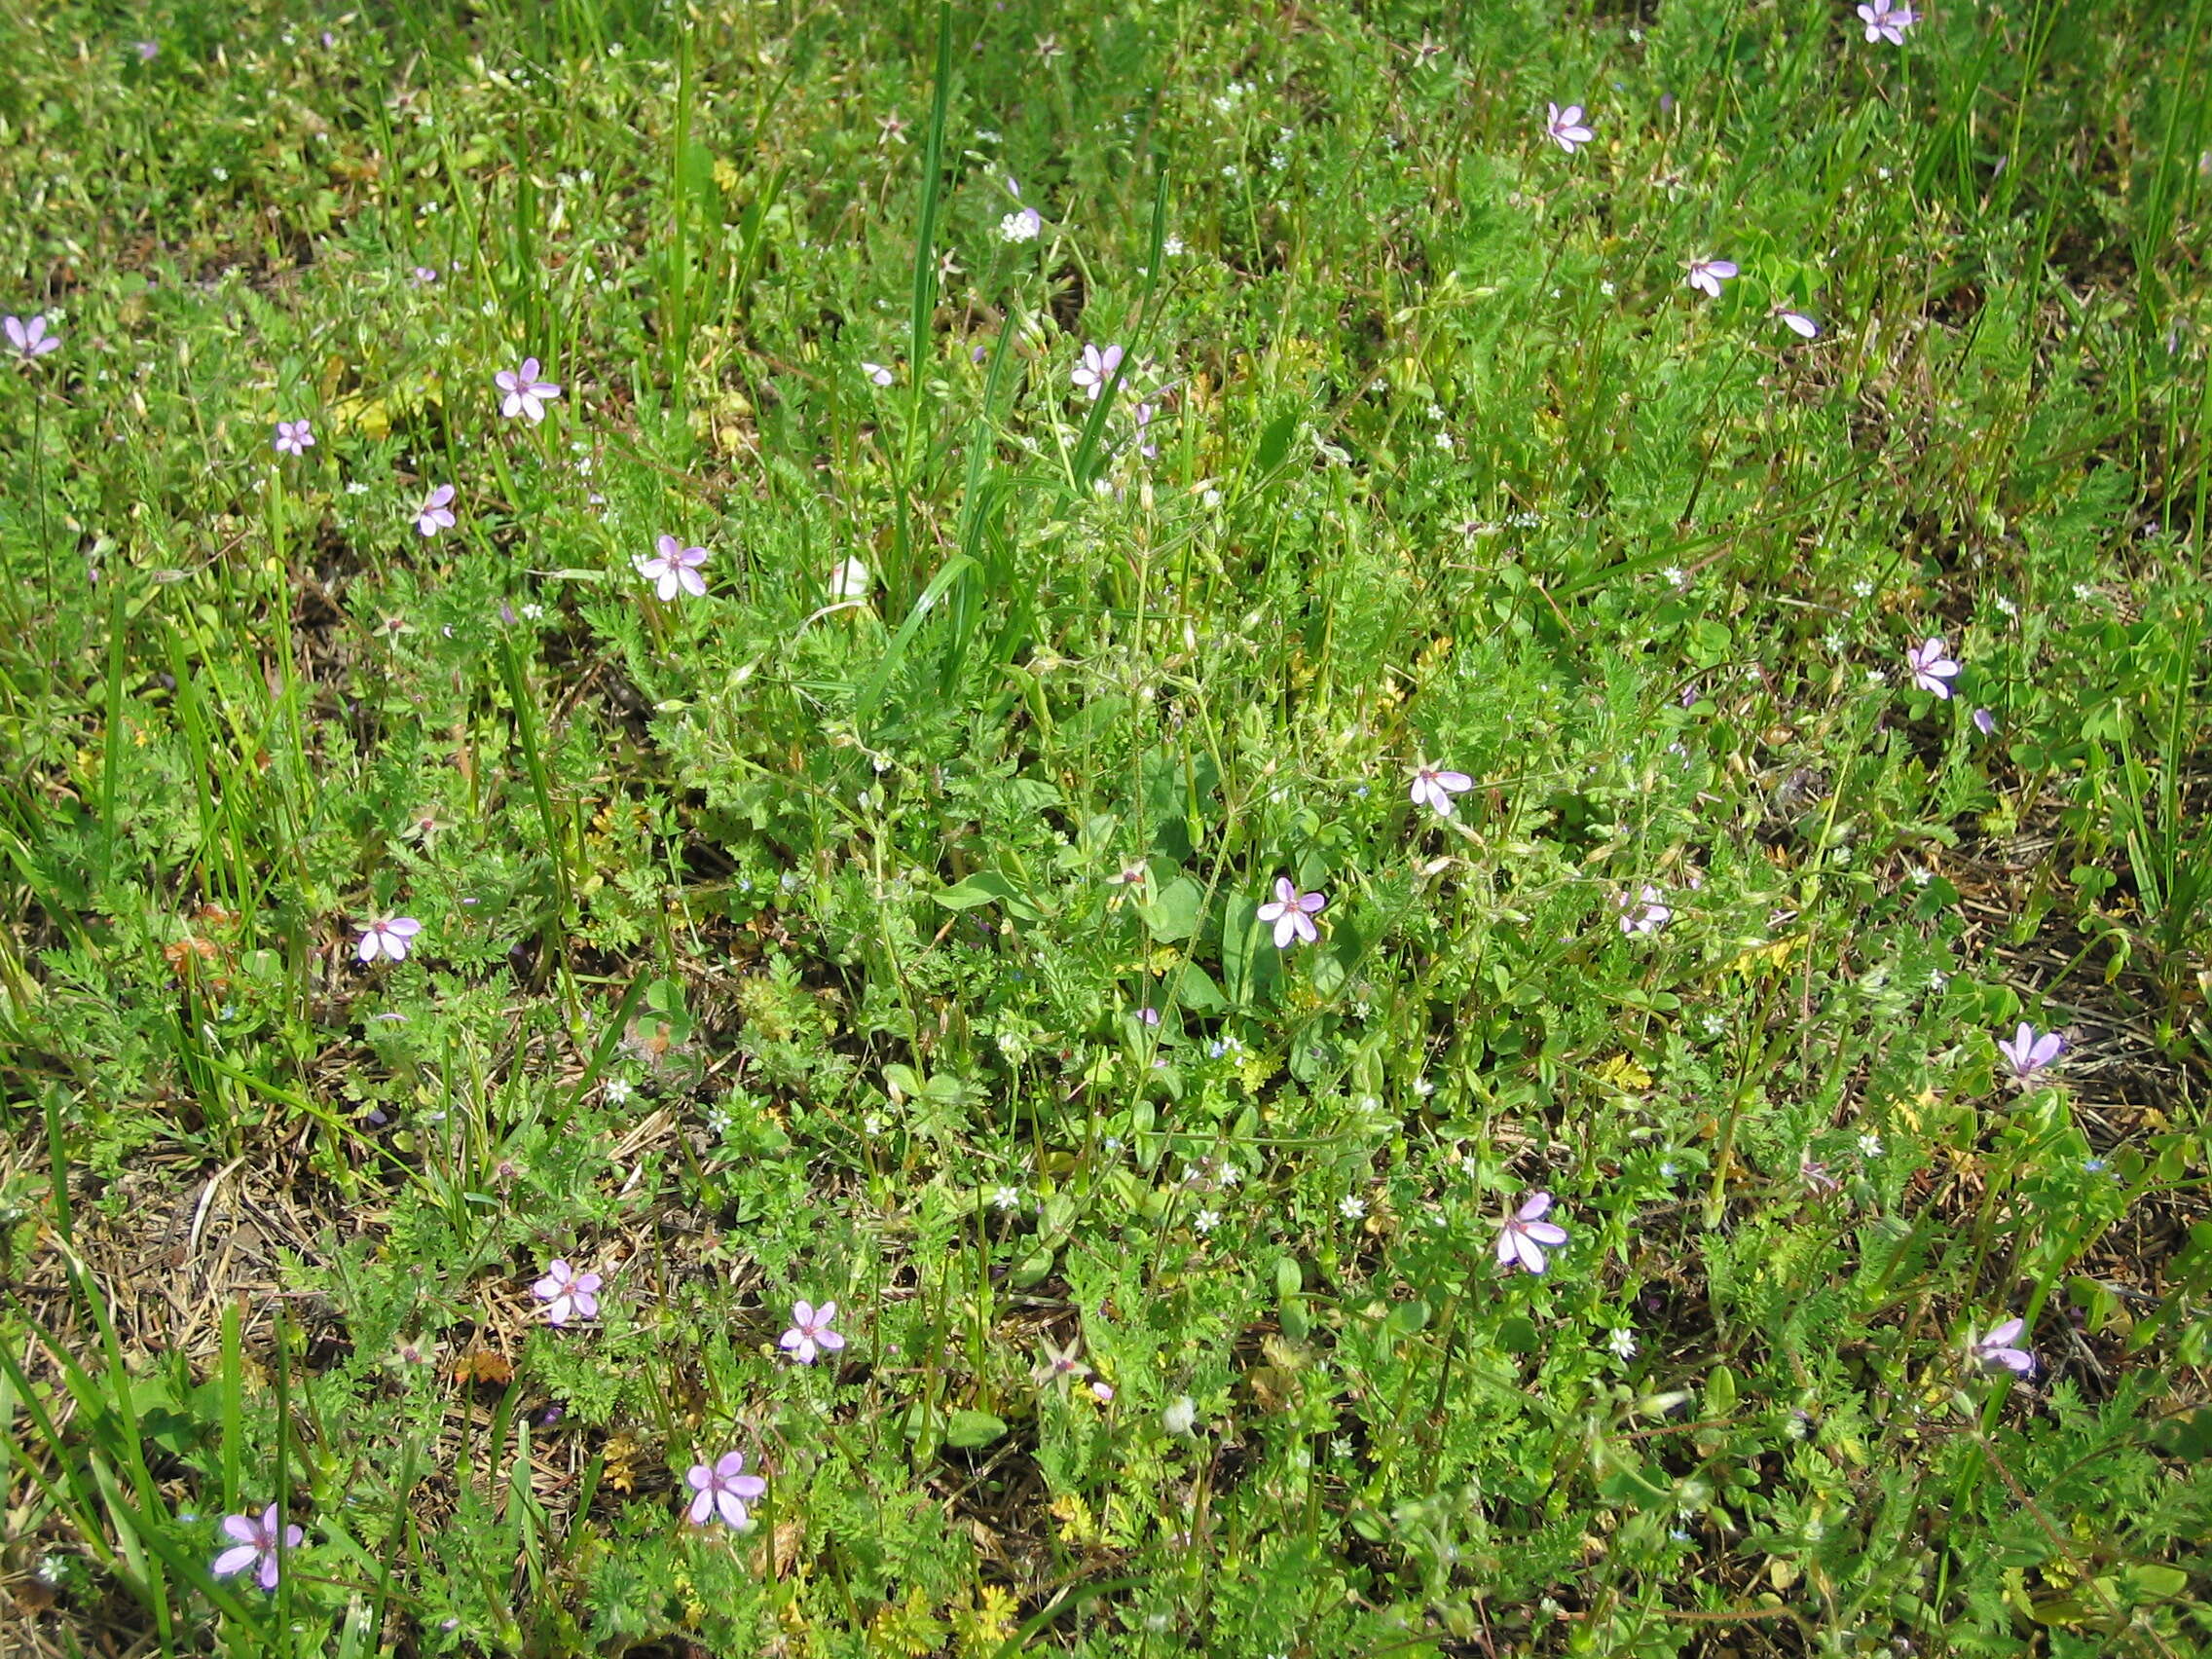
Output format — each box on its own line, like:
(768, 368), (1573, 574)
(2, 0), (2210, 1654)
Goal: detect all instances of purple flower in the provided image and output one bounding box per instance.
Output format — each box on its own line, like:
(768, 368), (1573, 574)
(496, 357), (561, 423)
(1972, 707), (1997, 735)
(1905, 636), (1960, 698)
(532, 1258), (602, 1325)
(1968, 1317), (2034, 1375)
(4, 313), (61, 359)
(779, 1299), (846, 1365)
(354, 916), (422, 963)
(1133, 400), (1159, 458)
(1774, 307), (1822, 339)
(636, 534), (710, 601)
(211, 1506), (303, 1591)
(1545, 102), (1594, 154)
(1858, 0), (1920, 45)
(1495, 1191), (1568, 1274)
(134, 39), (159, 60)
(1256, 876), (1326, 948)
(1685, 258), (1738, 299)
(1071, 343), (1124, 400)
(1410, 764), (1474, 818)
(861, 360), (894, 387)
(684, 1451), (765, 1528)
(1997, 1022), (2064, 1081)
(1033, 1335), (1093, 1391)
(1616, 884), (1672, 936)
(414, 485), (457, 538)
(411, 265), (440, 285)
(272, 419), (314, 457)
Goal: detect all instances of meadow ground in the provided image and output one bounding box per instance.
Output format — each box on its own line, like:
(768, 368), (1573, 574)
(3, 0), (2211, 1654)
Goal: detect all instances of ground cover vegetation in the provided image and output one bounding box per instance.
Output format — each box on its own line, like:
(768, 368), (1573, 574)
(2, 0), (2210, 1653)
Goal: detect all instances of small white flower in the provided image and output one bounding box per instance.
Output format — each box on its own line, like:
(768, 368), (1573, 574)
(1162, 1396), (1199, 1436)
(604, 1078), (634, 1105)
(1339, 1195), (1367, 1220)
(1607, 1327), (1638, 1361)
(991, 1185), (1021, 1212)
(1858, 1133), (1883, 1159)
(828, 556), (873, 601)
(1194, 1208), (1221, 1235)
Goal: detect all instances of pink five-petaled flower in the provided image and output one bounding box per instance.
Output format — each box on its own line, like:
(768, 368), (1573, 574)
(1969, 1317), (2034, 1376)
(1997, 1022), (2065, 1082)
(211, 1505), (304, 1591)
(415, 485), (457, 538)
(1617, 884), (1672, 936)
(532, 1258), (602, 1326)
(5, 313), (60, 359)
(1905, 636), (1960, 698)
(1071, 343), (1124, 400)
(779, 1300), (846, 1365)
(273, 419), (314, 457)
(1685, 258), (1738, 299)
(684, 1452), (765, 1529)
(1859, 0), (1920, 46)
(1257, 876), (1327, 948)
(1545, 102), (1594, 154)
(354, 916), (422, 963)
(1496, 1191), (1569, 1275)
(1410, 763), (1474, 818)
(635, 534), (710, 601)
(495, 357), (561, 423)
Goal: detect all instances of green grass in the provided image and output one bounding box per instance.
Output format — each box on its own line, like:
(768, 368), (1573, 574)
(3, 0), (2210, 1653)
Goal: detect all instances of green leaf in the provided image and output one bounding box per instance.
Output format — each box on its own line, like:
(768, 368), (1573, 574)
(944, 1410), (1008, 1450)
(1255, 408), (1300, 473)
(1142, 876), (1204, 942)
(933, 871), (1043, 921)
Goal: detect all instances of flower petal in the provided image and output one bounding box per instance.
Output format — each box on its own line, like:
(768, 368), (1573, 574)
(211, 1544), (260, 1578)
